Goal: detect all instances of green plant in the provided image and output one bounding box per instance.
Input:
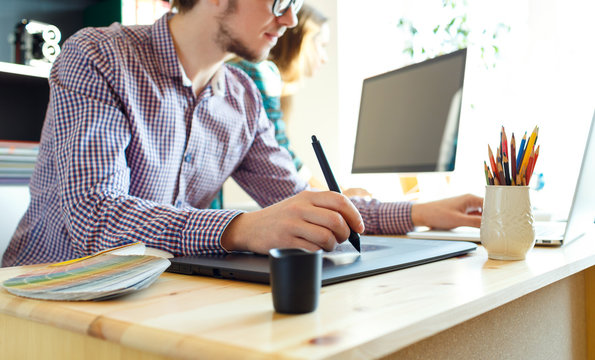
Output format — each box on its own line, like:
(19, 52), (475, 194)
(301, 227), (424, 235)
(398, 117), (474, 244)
(396, 0), (510, 68)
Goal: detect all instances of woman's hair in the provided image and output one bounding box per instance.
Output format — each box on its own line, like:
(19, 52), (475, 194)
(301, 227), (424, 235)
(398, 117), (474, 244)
(269, 3), (328, 87)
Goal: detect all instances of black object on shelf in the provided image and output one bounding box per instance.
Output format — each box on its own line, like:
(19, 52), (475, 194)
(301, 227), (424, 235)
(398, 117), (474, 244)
(0, 62), (49, 143)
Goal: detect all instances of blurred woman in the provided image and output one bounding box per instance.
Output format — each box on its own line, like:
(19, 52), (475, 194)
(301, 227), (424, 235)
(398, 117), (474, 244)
(269, 3), (330, 122)
(225, 4), (369, 200)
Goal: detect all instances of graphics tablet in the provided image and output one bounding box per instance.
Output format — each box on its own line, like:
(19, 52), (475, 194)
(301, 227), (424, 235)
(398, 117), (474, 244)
(166, 236), (476, 285)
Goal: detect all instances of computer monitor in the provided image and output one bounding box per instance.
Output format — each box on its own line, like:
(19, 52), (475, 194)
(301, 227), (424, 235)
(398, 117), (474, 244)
(351, 48), (467, 173)
(0, 62), (50, 142)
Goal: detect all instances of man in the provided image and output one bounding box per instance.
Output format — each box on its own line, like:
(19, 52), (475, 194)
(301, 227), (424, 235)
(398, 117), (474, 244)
(2, 0), (482, 267)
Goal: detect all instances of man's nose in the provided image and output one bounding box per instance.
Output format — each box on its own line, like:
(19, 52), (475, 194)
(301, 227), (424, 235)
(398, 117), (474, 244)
(277, 6), (298, 28)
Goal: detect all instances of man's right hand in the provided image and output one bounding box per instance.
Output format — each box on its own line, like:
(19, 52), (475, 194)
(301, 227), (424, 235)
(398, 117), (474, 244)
(220, 191), (365, 254)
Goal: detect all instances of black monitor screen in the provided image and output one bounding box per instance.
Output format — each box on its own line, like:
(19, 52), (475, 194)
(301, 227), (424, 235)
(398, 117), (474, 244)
(0, 63), (49, 142)
(352, 48), (467, 173)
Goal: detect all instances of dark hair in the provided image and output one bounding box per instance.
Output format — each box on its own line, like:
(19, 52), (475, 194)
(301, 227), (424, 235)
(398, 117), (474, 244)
(171, 0), (199, 13)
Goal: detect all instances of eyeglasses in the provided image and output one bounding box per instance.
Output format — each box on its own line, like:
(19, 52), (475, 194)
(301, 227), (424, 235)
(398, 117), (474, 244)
(272, 0), (304, 17)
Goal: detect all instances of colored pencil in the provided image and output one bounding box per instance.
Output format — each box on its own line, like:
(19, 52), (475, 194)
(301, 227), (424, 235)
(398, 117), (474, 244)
(500, 130), (503, 160)
(520, 158), (527, 185)
(527, 145), (540, 184)
(525, 151), (535, 184)
(510, 134), (517, 185)
(516, 132), (527, 173)
(520, 126), (538, 177)
(488, 145), (498, 181)
(484, 126), (541, 187)
(497, 162), (505, 186)
(496, 151), (502, 184)
(503, 154), (511, 185)
(502, 126), (508, 158)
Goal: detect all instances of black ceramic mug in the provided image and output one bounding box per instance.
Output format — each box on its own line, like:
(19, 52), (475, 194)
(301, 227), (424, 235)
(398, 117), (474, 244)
(269, 248), (322, 314)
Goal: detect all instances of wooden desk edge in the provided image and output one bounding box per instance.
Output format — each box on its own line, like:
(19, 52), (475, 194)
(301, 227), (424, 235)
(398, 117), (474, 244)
(332, 256), (595, 359)
(1, 242), (595, 359)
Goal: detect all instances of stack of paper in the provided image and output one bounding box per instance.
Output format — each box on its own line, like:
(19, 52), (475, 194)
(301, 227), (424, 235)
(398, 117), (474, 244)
(0, 141), (38, 182)
(2, 242), (170, 301)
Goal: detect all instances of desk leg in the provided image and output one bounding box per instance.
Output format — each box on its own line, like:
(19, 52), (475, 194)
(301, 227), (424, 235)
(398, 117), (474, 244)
(587, 266), (595, 359)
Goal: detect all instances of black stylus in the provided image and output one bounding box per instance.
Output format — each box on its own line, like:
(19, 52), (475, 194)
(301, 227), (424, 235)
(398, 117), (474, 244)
(311, 135), (361, 252)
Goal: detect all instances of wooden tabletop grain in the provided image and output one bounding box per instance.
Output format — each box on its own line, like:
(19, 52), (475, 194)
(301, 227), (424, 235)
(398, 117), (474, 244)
(1, 234), (594, 359)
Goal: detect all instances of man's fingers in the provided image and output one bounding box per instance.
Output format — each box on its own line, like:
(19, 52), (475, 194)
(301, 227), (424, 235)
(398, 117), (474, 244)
(291, 220), (338, 251)
(457, 213), (482, 228)
(301, 206), (350, 241)
(308, 191), (365, 234)
(463, 194), (484, 210)
(283, 237), (327, 252)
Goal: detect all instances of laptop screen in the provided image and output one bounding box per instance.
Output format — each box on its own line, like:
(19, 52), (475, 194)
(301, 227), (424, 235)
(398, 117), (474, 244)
(352, 48), (467, 173)
(564, 111), (595, 242)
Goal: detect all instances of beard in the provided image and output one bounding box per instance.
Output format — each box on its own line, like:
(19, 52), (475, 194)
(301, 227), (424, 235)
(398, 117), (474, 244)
(215, 0), (268, 62)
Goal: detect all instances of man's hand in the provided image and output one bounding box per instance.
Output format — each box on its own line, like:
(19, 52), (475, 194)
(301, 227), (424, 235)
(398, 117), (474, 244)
(411, 194), (483, 230)
(343, 187), (372, 198)
(221, 191), (365, 254)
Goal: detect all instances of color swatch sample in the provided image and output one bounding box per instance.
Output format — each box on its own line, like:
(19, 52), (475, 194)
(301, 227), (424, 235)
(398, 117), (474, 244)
(2, 244), (170, 301)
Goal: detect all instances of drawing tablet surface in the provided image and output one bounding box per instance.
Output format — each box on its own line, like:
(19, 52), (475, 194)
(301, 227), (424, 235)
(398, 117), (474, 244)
(166, 236), (476, 285)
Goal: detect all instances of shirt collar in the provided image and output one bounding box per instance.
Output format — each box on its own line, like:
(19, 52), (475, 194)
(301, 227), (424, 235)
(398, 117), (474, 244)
(152, 13), (226, 97)
(177, 64), (226, 98)
(210, 67), (226, 97)
(152, 13), (181, 79)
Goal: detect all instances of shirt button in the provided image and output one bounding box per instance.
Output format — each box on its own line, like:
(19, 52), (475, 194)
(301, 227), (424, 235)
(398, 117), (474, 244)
(184, 154), (192, 163)
(175, 200), (183, 207)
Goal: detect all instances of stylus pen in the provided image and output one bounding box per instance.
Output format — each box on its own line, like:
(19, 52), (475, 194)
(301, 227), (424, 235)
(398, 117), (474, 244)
(311, 135), (361, 252)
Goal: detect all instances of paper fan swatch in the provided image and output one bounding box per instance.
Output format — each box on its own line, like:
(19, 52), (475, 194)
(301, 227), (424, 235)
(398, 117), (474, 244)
(2, 242), (170, 301)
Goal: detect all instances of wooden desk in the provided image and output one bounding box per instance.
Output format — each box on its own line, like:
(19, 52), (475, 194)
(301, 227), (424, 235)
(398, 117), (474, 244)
(1, 235), (594, 359)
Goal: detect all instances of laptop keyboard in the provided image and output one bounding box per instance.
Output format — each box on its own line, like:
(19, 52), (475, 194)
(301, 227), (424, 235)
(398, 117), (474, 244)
(535, 221), (566, 239)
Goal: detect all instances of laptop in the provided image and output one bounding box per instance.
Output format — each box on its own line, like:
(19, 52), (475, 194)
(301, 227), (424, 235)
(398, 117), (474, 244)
(166, 236), (476, 285)
(407, 110), (595, 246)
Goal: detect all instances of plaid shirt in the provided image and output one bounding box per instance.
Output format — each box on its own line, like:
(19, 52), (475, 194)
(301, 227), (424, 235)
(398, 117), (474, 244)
(228, 59), (303, 171)
(2, 14), (413, 267)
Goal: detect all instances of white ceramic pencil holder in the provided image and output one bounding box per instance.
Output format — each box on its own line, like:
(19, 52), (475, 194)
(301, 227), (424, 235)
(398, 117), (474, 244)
(480, 185), (536, 260)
